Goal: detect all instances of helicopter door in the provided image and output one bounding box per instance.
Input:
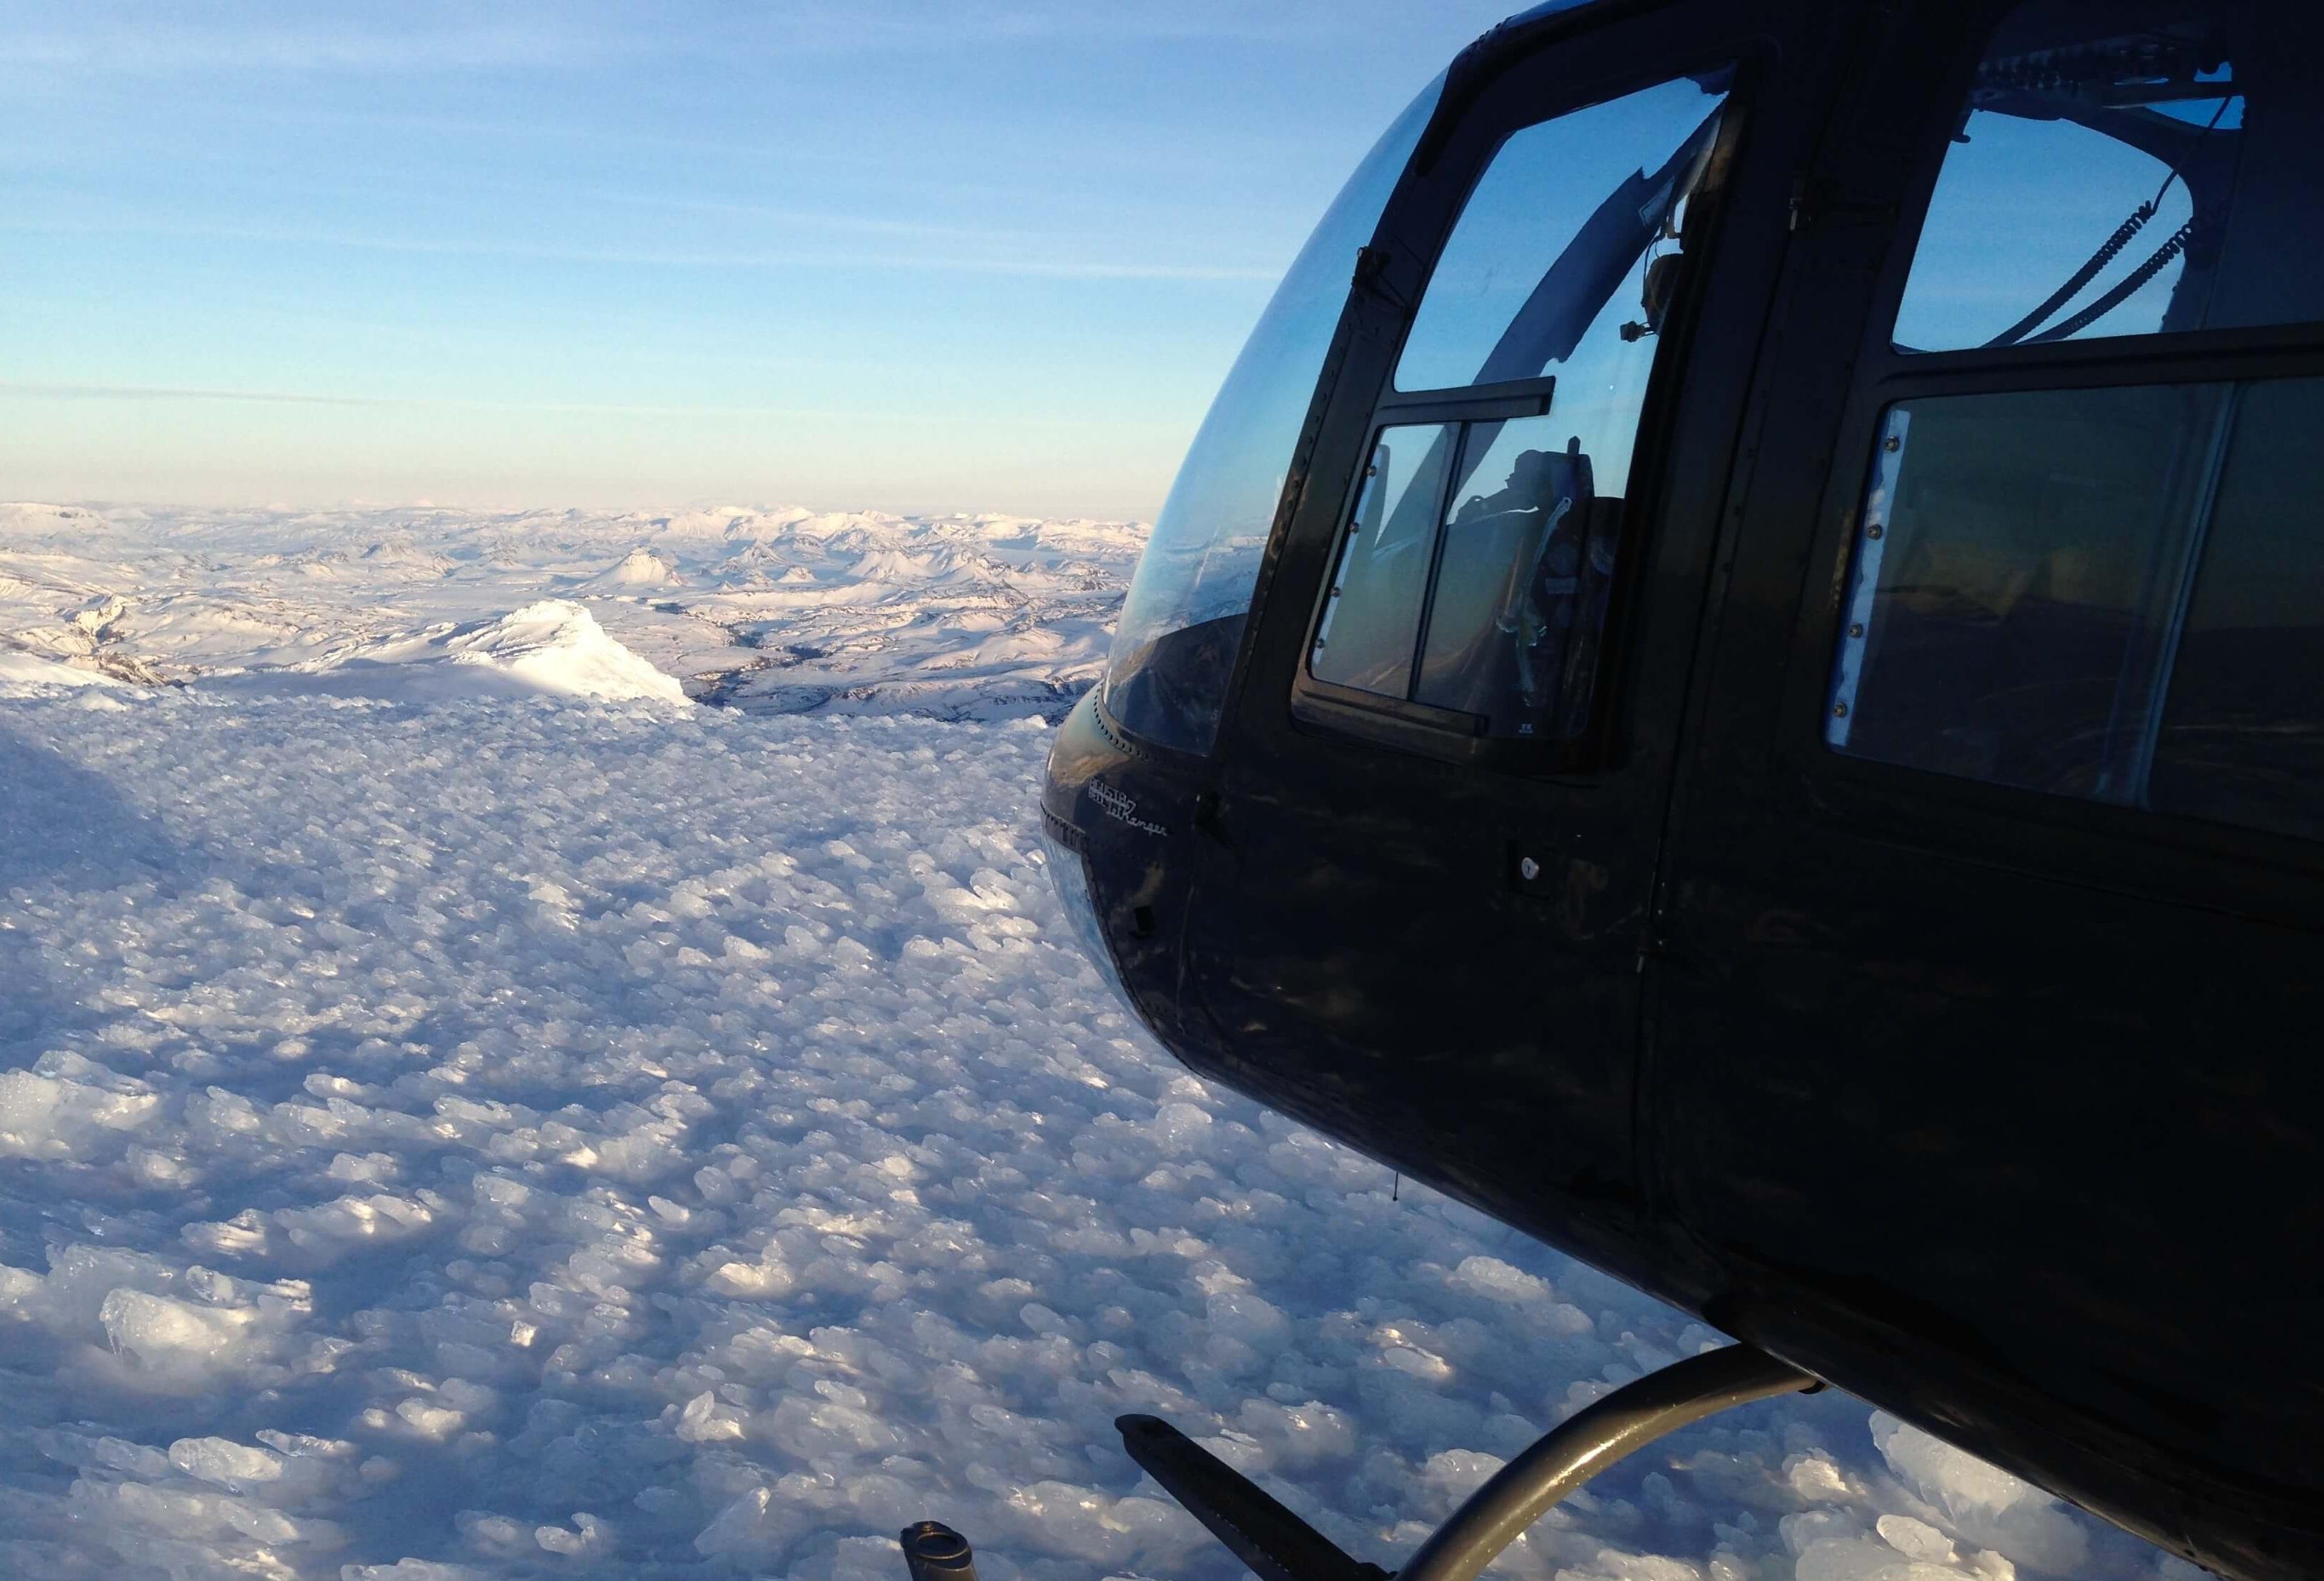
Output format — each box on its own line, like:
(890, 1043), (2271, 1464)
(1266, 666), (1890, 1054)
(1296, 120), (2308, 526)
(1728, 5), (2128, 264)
(1179, 1), (1819, 1271)
(1651, 0), (2324, 1552)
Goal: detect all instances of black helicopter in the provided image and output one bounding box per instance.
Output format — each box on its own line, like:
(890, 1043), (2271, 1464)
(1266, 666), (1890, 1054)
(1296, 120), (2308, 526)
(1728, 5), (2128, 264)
(1020, 1), (2324, 1579)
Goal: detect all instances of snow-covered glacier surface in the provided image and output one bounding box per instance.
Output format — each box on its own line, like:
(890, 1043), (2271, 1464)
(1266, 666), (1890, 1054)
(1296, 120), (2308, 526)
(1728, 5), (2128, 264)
(0, 507), (2186, 1580)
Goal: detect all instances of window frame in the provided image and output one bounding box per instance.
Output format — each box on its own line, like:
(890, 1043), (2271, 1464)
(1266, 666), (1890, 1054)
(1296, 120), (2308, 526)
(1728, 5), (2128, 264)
(1778, 0), (2324, 901)
(1286, 56), (1751, 777)
(1296, 381), (1557, 745)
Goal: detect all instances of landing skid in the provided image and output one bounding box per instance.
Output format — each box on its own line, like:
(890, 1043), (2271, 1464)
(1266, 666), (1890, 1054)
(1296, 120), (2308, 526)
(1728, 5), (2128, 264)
(900, 1344), (1816, 1581)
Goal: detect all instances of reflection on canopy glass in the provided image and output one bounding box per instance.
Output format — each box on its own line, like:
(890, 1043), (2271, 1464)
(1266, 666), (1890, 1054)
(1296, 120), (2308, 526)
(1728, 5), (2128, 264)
(1309, 414), (1618, 742)
(1826, 377), (2324, 842)
(1395, 75), (1729, 499)
(1100, 77), (1445, 756)
(1416, 419), (1607, 735)
(1311, 426), (1455, 700)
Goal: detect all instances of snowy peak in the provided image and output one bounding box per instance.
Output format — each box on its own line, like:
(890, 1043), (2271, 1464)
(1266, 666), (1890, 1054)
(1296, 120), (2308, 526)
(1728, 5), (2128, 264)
(212, 599), (687, 705)
(357, 539), (455, 577)
(586, 546), (682, 589)
(849, 546), (964, 584)
(446, 600), (687, 703)
(0, 501), (111, 541)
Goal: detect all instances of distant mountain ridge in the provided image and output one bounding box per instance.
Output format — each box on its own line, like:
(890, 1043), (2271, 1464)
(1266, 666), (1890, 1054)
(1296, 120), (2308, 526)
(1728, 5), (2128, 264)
(0, 502), (1148, 719)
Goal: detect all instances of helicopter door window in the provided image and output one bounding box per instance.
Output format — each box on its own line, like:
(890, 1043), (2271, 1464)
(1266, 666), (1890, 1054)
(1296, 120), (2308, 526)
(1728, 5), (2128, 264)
(1393, 75), (1731, 506)
(1298, 71), (1738, 756)
(1307, 413), (1619, 742)
(1893, 0), (2324, 352)
(1311, 425), (1455, 698)
(1825, 376), (2324, 842)
(1415, 417), (1612, 737)
(2143, 377), (2324, 841)
(1826, 384), (2224, 799)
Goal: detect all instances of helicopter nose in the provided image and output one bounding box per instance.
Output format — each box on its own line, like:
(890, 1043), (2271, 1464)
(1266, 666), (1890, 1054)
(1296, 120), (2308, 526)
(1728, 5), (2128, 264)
(1040, 688), (1204, 1036)
(1040, 690), (1138, 1010)
(1039, 809), (1132, 1014)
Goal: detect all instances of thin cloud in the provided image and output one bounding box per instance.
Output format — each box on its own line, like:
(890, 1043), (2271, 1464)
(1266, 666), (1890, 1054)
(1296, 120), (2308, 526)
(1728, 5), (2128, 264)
(0, 1), (1388, 78)
(0, 382), (1187, 431)
(1, 217), (1280, 282)
(0, 21), (598, 74)
(694, 0), (1398, 55)
(0, 381), (866, 419)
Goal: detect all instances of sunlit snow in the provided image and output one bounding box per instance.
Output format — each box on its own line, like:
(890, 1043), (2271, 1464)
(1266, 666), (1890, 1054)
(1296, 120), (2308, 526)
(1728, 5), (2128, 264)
(0, 502), (1132, 718)
(0, 505), (2186, 1580)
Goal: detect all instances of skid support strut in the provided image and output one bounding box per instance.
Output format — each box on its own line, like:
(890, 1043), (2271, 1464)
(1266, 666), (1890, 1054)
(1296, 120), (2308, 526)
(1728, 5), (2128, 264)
(1111, 1344), (1813, 1581)
(1396, 1344), (1815, 1581)
(899, 1346), (1813, 1581)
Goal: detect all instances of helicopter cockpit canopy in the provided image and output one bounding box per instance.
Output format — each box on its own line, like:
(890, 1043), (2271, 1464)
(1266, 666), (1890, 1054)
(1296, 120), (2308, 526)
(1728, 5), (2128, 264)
(1104, 0), (2322, 768)
(1103, 46), (1731, 758)
(1100, 78), (1445, 757)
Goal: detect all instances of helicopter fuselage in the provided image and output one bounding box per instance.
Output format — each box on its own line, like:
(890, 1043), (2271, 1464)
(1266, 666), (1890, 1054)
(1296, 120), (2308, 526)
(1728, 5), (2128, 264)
(1043, 2), (2324, 1576)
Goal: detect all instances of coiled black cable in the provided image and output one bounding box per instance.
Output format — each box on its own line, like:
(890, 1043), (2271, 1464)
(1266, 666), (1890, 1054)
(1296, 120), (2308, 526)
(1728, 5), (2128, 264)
(1983, 203), (2154, 348)
(2024, 218), (2196, 343)
(1983, 90), (2232, 347)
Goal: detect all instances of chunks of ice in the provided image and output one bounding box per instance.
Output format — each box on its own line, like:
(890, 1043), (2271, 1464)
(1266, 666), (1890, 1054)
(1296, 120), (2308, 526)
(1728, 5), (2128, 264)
(0, 1060), (158, 1159)
(1236, 1398), (1356, 1466)
(1420, 1446), (1506, 1505)
(1879, 1514), (1959, 1565)
(677, 1389), (749, 1443)
(99, 1287), (251, 1373)
(1150, 1100), (1213, 1155)
(0, 682), (2161, 1580)
(273, 1192), (439, 1259)
(533, 1511), (612, 1555)
(168, 1436), (287, 1489)
(1788, 1450), (1856, 1501)
(1795, 1537), (1972, 1581)
(1872, 1413), (2090, 1574)
(1447, 1254), (1553, 1306)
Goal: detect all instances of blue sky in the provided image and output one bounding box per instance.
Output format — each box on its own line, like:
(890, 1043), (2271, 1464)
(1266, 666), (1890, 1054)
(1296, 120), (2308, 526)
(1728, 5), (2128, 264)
(1, 1), (1518, 518)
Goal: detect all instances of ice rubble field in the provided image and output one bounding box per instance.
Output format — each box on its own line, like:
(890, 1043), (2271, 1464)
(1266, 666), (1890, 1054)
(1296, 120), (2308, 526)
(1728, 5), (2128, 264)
(0, 509), (2187, 1581)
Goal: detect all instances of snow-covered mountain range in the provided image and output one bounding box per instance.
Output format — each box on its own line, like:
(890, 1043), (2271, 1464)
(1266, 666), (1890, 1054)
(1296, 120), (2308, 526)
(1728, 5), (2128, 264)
(0, 503), (1141, 717)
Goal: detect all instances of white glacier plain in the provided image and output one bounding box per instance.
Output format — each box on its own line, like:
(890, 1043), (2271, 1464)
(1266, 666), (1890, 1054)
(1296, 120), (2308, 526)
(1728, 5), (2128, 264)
(0, 503), (2187, 1580)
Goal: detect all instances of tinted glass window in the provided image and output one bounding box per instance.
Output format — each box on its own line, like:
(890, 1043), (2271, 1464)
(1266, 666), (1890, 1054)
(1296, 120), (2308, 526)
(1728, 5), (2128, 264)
(1416, 417), (1611, 737)
(1103, 74), (1443, 755)
(1311, 414), (1616, 741)
(1303, 70), (1734, 754)
(1895, 0), (2324, 352)
(2150, 378), (2324, 839)
(1827, 377), (2324, 841)
(1394, 76), (1729, 503)
(1311, 424), (1453, 697)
